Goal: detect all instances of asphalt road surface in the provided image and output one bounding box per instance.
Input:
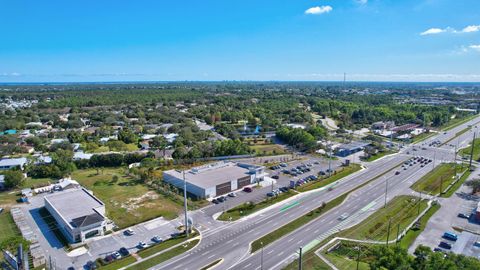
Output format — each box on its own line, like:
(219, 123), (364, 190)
(152, 115), (480, 270)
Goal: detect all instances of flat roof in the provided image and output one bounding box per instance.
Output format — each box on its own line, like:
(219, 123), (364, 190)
(337, 141), (370, 151)
(164, 162), (257, 189)
(45, 188), (104, 227)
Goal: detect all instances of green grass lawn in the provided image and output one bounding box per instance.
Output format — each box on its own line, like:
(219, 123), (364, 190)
(0, 210), (20, 242)
(126, 239), (199, 270)
(460, 138), (480, 161)
(364, 150), (396, 162)
(0, 190), (21, 209)
(411, 163), (465, 195)
(398, 203), (441, 249)
(250, 144), (286, 156)
(21, 177), (52, 189)
(297, 164), (362, 192)
(98, 256), (137, 270)
(217, 190), (296, 221)
(340, 196), (428, 242)
(324, 252), (370, 270)
(441, 168), (473, 198)
(71, 168), (182, 228)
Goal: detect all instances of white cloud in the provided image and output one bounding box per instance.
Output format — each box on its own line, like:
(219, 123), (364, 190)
(469, 45), (480, 52)
(461, 25), (480, 33)
(305, 6), (333, 15)
(356, 0), (368, 4)
(420, 28), (448, 35)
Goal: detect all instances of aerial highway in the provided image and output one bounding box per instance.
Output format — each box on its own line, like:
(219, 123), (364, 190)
(151, 114), (480, 270)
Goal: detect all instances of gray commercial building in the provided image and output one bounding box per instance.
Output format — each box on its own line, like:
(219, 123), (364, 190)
(163, 161), (265, 199)
(44, 188), (107, 243)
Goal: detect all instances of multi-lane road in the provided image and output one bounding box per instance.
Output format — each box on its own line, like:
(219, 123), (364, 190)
(152, 115), (480, 270)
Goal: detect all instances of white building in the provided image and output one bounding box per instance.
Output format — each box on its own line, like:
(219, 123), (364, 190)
(163, 161), (265, 199)
(0, 157), (28, 170)
(44, 188), (107, 243)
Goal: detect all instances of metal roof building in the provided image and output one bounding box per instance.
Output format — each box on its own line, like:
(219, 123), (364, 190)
(163, 161), (265, 199)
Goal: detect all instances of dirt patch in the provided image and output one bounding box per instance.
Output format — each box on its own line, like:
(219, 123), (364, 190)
(119, 191), (160, 213)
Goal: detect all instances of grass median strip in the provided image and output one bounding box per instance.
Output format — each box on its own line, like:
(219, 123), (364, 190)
(297, 164), (362, 193)
(364, 150), (397, 162)
(411, 163), (466, 195)
(126, 239), (199, 270)
(441, 167), (474, 198)
(251, 194), (347, 252)
(217, 190), (296, 221)
(250, 160), (404, 253)
(199, 258), (223, 270)
(339, 196), (428, 242)
(98, 256), (136, 270)
(461, 138), (480, 161)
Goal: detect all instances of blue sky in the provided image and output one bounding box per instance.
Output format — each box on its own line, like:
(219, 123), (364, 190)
(1, 0), (479, 82)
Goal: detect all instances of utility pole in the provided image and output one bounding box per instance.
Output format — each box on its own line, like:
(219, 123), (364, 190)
(396, 223), (401, 246)
(384, 176), (388, 208)
(469, 132), (476, 171)
(183, 171), (189, 237)
(356, 245), (361, 270)
(328, 143), (332, 177)
(386, 218), (392, 247)
(440, 176), (443, 195)
(261, 242), (264, 270)
(298, 247), (303, 270)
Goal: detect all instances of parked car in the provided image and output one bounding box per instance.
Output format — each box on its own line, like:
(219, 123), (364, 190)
(266, 192), (275, 197)
(212, 199), (219, 204)
(458, 213), (470, 219)
(124, 229), (134, 236)
(85, 261), (97, 270)
(119, 247), (130, 256)
(243, 187), (253, 193)
(217, 196), (225, 203)
(112, 251), (121, 259)
(152, 235), (162, 243)
(395, 171), (400, 175)
(137, 241), (148, 249)
(439, 241), (452, 249)
(228, 192), (237, 197)
(272, 175), (279, 179)
(443, 232), (458, 241)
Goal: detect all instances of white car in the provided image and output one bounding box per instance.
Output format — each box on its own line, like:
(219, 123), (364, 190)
(338, 213), (349, 221)
(152, 236), (162, 243)
(138, 241), (147, 249)
(124, 229), (134, 235)
(112, 251), (121, 259)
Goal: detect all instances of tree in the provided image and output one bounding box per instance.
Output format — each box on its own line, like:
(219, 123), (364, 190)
(151, 136), (168, 157)
(3, 170), (25, 188)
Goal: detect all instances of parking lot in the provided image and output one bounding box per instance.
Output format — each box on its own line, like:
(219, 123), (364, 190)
(202, 157), (342, 215)
(17, 191), (183, 269)
(410, 167), (480, 258)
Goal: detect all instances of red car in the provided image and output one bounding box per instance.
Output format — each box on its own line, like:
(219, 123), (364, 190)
(243, 187), (253, 193)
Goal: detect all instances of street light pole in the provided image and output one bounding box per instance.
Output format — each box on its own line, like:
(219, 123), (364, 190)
(261, 242), (264, 270)
(298, 247), (303, 270)
(384, 176), (388, 208)
(183, 171), (189, 237)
